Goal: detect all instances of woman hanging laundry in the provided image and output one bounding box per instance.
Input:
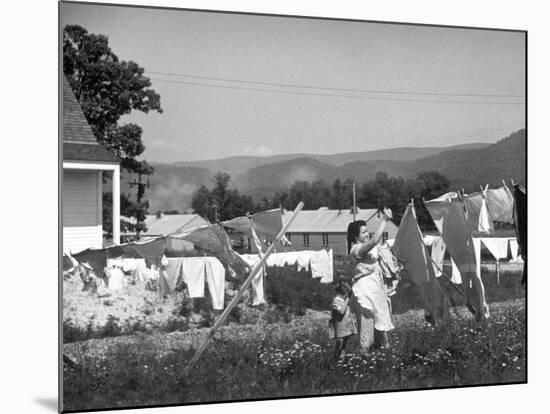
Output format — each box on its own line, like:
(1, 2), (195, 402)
(347, 208), (395, 352)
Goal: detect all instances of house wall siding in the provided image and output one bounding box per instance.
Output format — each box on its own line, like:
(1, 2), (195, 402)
(63, 170), (102, 252)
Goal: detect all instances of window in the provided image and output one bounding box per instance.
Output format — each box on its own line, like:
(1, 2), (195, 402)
(322, 233), (329, 247)
(368, 232), (374, 239)
(382, 232), (389, 243)
(303, 233), (310, 247)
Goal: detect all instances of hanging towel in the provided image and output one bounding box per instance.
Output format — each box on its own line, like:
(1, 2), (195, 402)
(164, 258), (185, 292)
(296, 250), (312, 271)
(181, 257), (206, 298)
(320, 249), (334, 283)
(311, 250), (330, 280)
(509, 238), (519, 262)
(205, 257), (226, 310)
(430, 236), (446, 277)
(485, 187), (515, 224)
(481, 238), (509, 261)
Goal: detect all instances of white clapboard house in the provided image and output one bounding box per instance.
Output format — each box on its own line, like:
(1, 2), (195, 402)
(62, 75), (121, 253)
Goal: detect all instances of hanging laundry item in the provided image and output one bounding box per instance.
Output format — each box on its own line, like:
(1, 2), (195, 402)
(509, 238), (520, 263)
(205, 257), (226, 310)
(422, 235), (438, 247)
(450, 259), (462, 284)
(222, 208), (284, 242)
(481, 238), (509, 261)
(181, 257), (206, 298)
(513, 184), (527, 284)
(393, 204), (450, 325)
(377, 242), (400, 279)
(296, 250), (312, 271)
(131, 237), (166, 268)
(311, 250), (332, 282)
(478, 198), (493, 233)
(73, 248), (108, 278)
(239, 253), (266, 305)
(430, 237), (446, 277)
(425, 192), (489, 320)
(325, 249), (334, 284)
(63, 254), (75, 271)
(463, 193), (494, 234)
(393, 205), (433, 285)
(164, 258), (185, 292)
(134, 259), (150, 282)
(481, 237), (509, 285)
(376, 243), (400, 296)
(105, 243), (143, 260)
(485, 186), (515, 224)
(104, 266), (127, 291)
(171, 224), (249, 278)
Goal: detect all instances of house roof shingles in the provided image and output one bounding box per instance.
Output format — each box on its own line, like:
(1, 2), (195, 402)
(63, 75), (119, 163)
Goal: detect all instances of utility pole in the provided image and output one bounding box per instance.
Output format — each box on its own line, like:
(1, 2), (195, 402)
(128, 171), (150, 239)
(352, 181), (357, 222)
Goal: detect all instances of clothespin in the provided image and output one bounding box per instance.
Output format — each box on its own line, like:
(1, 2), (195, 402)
(511, 178), (515, 186)
(410, 199), (417, 219)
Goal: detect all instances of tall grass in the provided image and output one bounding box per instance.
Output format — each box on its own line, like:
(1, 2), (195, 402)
(63, 299), (525, 411)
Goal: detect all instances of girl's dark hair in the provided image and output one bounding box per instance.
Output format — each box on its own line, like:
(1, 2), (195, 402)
(335, 278), (352, 295)
(346, 220), (367, 254)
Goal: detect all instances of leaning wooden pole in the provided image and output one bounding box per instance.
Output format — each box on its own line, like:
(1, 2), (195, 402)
(182, 201), (304, 376)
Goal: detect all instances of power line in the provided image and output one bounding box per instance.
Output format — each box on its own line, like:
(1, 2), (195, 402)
(411, 125), (524, 147)
(150, 77), (524, 106)
(147, 70), (524, 99)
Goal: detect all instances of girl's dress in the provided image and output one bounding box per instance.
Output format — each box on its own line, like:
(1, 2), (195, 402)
(329, 295), (357, 339)
(350, 243), (394, 332)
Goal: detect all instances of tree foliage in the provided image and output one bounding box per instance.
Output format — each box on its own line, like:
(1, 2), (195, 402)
(63, 24), (163, 236)
(255, 170), (450, 230)
(191, 173), (256, 222)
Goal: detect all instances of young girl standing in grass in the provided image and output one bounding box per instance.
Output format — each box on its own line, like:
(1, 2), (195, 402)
(329, 279), (357, 362)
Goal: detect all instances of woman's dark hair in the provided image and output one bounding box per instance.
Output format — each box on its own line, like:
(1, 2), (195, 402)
(346, 220), (367, 254)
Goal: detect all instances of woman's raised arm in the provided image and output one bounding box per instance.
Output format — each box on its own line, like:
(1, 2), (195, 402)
(354, 208), (393, 257)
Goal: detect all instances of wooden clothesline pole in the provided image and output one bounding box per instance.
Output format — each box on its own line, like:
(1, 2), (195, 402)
(182, 201), (304, 376)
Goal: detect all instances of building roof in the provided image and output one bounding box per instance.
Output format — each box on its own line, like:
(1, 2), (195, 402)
(62, 75), (119, 163)
(124, 214), (210, 237)
(283, 208), (399, 234)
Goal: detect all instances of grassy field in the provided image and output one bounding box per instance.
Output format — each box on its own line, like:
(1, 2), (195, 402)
(63, 297), (525, 411)
(62, 259), (526, 411)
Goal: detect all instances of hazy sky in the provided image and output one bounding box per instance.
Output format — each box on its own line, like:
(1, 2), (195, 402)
(61, 2), (525, 163)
